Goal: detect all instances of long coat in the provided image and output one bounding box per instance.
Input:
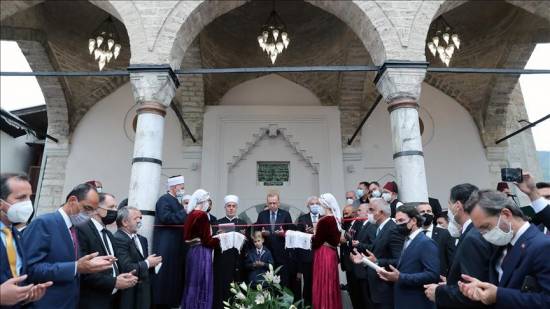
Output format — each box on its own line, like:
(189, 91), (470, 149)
(151, 193), (188, 307)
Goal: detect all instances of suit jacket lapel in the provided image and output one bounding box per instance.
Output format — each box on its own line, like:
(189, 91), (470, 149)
(54, 211), (76, 259)
(89, 220), (108, 255)
(499, 226), (536, 286)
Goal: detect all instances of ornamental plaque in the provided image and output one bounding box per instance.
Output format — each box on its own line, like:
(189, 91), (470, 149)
(257, 161), (289, 186)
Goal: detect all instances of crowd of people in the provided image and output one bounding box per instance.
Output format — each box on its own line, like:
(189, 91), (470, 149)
(1, 171), (549, 309)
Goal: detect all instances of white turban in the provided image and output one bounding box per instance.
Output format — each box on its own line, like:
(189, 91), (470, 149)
(224, 194), (239, 205)
(186, 189), (210, 214)
(182, 194), (192, 202)
(167, 175), (185, 188)
(319, 193), (342, 231)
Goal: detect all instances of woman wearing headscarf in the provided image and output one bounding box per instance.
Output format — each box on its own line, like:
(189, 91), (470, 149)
(180, 189), (219, 309)
(311, 193), (343, 309)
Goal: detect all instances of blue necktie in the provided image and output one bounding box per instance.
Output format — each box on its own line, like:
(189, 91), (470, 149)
(270, 212), (276, 232)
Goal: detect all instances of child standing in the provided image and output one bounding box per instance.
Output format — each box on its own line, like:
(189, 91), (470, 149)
(245, 232), (274, 285)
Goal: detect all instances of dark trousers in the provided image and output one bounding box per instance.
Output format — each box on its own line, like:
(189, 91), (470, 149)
(359, 279), (373, 308)
(346, 271), (364, 309)
(373, 302), (393, 309)
(301, 261), (313, 307)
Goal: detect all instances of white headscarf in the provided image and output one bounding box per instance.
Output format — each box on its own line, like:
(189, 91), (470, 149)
(224, 194), (239, 205)
(319, 193), (342, 230)
(186, 189), (210, 214)
(182, 194), (192, 202)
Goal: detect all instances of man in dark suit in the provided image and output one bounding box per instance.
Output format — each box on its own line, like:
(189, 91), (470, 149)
(254, 192), (293, 287)
(356, 204), (439, 309)
(350, 203), (377, 308)
(515, 172), (550, 230)
(77, 193), (138, 309)
(113, 206), (162, 309)
(0, 174), (51, 307)
(459, 190), (550, 308)
(357, 198), (405, 309)
(416, 202), (456, 277)
(22, 183), (116, 309)
(295, 196), (322, 307)
(424, 183), (494, 309)
(339, 205), (361, 308)
(152, 175), (187, 308)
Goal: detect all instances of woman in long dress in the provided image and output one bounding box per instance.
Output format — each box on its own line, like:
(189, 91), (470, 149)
(311, 193), (343, 309)
(181, 189), (220, 309)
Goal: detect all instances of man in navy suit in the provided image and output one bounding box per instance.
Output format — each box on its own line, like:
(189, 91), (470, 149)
(254, 192), (293, 287)
(22, 183), (116, 309)
(358, 204), (439, 309)
(458, 190), (550, 308)
(0, 174), (51, 307)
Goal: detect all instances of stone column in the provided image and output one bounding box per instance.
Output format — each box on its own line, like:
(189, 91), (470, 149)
(375, 62), (428, 203)
(128, 67), (178, 244)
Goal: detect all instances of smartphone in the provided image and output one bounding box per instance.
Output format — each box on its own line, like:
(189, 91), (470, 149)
(501, 168), (523, 183)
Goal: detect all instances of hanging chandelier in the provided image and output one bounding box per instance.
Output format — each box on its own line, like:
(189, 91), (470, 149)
(426, 16), (460, 67)
(87, 16), (122, 71)
(257, 4), (290, 65)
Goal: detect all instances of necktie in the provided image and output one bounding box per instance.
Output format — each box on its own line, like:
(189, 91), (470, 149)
(101, 229), (119, 275)
(376, 226), (381, 238)
(69, 226), (79, 258)
(1, 227), (18, 277)
(312, 215), (318, 224)
(270, 212), (276, 232)
(132, 235), (144, 256)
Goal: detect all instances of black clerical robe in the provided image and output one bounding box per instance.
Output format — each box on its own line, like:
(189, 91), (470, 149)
(213, 216), (247, 309)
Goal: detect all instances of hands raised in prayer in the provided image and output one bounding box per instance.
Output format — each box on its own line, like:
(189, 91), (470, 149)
(458, 274), (498, 305)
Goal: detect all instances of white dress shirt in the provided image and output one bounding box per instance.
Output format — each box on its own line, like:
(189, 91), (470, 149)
(531, 197), (549, 213)
(423, 224), (434, 239)
(90, 218), (117, 294)
(403, 228), (423, 251)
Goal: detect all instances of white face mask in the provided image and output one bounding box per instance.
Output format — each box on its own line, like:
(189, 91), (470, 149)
(447, 210), (462, 238)
(371, 190), (382, 198)
(346, 198), (354, 205)
(4, 200), (34, 224)
(482, 215), (514, 246)
(436, 224), (445, 229)
(367, 213), (376, 224)
(381, 192), (392, 203)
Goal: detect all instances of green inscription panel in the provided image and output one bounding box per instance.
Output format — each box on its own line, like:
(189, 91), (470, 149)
(257, 161), (289, 186)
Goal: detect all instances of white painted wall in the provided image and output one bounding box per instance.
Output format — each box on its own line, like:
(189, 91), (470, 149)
(343, 82), (492, 204)
(63, 83), (202, 205)
(0, 131), (34, 174)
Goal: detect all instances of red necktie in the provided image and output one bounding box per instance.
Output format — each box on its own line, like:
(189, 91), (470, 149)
(70, 226), (79, 258)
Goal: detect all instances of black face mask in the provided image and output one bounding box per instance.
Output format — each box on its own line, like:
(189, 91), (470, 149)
(422, 213), (434, 227)
(396, 222), (411, 236)
(101, 209), (118, 225)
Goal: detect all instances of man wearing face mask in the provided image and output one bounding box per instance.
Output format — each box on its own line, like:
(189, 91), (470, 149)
(458, 190), (550, 308)
(22, 183), (116, 309)
(423, 183), (494, 308)
(114, 206), (162, 309)
(296, 196), (322, 307)
(352, 198), (404, 309)
(77, 192), (138, 308)
(346, 191), (360, 209)
(368, 181), (382, 199)
(382, 181), (403, 218)
(353, 204), (439, 309)
(356, 182), (370, 205)
(416, 203), (456, 277)
(1, 174), (52, 307)
(152, 175), (187, 308)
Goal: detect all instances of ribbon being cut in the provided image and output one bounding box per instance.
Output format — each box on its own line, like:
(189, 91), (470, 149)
(285, 230), (313, 250)
(213, 230), (247, 253)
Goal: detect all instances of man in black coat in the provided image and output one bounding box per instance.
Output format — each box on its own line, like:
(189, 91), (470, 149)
(295, 196), (323, 307)
(254, 192), (293, 287)
(340, 205), (361, 308)
(77, 193), (138, 309)
(113, 206), (162, 309)
(350, 203), (377, 308)
(424, 183), (494, 309)
(151, 175), (187, 308)
(515, 172), (550, 230)
(213, 195), (248, 309)
(416, 202), (456, 277)
(359, 198), (405, 309)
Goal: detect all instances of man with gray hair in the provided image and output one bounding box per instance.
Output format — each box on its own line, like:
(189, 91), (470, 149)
(458, 190), (550, 308)
(113, 206), (162, 309)
(296, 196), (321, 306)
(353, 198), (405, 309)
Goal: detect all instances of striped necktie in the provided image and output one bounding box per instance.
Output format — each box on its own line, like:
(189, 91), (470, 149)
(1, 227), (18, 277)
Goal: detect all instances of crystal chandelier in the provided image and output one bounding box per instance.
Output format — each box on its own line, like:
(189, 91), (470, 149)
(257, 4), (290, 65)
(426, 16), (460, 67)
(87, 16), (122, 71)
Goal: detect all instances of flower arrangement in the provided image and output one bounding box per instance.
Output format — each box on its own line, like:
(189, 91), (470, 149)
(224, 264), (307, 309)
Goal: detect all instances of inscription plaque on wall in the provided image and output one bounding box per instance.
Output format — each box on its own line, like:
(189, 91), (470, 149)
(257, 161), (290, 186)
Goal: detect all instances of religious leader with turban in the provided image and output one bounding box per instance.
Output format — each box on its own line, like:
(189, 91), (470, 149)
(312, 193), (343, 309)
(152, 175), (188, 308)
(181, 189), (220, 309)
(213, 195), (248, 309)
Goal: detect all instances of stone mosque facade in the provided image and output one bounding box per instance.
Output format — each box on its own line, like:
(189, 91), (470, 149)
(1, 1), (547, 239)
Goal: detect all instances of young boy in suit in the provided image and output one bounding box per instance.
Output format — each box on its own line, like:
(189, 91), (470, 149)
(245, 232), (273, 285)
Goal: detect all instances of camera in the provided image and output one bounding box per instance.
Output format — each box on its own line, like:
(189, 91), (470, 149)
(501, 168), (523, 183)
